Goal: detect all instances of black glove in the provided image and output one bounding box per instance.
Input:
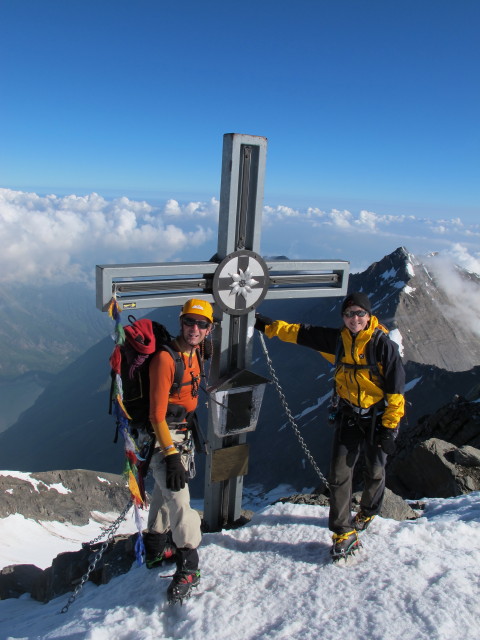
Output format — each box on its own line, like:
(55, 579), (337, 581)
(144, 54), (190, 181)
(254, 313), (273, 333)
(377, 427), (398, 455)
(165, 453), (186, 491)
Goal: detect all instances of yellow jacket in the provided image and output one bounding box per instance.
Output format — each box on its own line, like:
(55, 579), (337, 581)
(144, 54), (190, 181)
(265, 315), (405, 429)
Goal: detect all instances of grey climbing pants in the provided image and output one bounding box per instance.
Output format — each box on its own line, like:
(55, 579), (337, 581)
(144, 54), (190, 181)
(147, 434), (202, 550)
(328, 412), (388, 534)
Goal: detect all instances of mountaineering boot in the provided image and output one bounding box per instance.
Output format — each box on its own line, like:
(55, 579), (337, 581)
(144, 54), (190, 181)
(331, 530), (359, 560)
(354, 511), (375, 532)
(167, 547), (200, 604)
(143, 530), (177, 569)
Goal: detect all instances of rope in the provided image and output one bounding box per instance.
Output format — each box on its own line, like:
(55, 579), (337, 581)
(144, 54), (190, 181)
(257, 331), (329, 489)
(59, 499), (133, 614)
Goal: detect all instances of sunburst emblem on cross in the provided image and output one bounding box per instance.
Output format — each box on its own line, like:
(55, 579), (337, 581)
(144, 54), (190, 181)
(229, 267), (259, 299)
(212, 250), (270, 315)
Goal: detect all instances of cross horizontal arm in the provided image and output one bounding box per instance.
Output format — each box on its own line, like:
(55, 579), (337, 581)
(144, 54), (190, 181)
(96, 261), (218, 312)
(264, 259), (349, 300)
(96, 258), (349, 312)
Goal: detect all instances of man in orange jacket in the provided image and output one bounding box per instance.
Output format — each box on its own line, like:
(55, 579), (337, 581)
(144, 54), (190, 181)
(255, 292), (405, 559)
(145, 298), (213, 603)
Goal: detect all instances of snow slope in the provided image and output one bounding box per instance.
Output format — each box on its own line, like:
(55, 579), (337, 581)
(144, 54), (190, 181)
(1, 493), (479, 640)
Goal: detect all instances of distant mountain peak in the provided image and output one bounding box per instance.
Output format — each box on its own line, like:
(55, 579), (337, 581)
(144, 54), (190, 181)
(350, 246), (480, 371)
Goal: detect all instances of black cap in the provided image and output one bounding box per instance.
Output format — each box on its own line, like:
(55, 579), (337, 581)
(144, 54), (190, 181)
(341, 291), (372, 315)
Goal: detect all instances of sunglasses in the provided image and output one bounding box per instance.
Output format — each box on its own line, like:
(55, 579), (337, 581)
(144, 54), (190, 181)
(343, 309), (368, 318)
(182, 316), (211, 329)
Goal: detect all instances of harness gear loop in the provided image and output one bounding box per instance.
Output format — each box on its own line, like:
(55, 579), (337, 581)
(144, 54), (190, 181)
(59, 499), (133, 614)
(257, 332), (329, 489)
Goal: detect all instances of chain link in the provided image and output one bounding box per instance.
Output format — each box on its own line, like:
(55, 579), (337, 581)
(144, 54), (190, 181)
(60, 499), (133, 614)
(258, 332), (329, 489)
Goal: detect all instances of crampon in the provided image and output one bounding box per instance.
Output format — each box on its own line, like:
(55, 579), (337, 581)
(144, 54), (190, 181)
(330, 530), (362, 562)
(167, 569), (201, 605)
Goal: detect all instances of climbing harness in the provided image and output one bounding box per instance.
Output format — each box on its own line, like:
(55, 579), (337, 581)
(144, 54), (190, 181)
(60, 499), (133, 614)
(257, 332), (329, 489)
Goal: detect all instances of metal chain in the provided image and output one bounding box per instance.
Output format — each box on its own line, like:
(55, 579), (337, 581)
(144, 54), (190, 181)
(257, 331), (329, 489)
(60, 499), (133, 614)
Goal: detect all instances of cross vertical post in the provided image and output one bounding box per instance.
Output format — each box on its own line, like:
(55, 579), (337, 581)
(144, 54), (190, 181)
(203, 134), (268, 531)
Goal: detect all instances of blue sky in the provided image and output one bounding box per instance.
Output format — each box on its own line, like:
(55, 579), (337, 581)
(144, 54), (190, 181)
(1, 1), (479, 285)
(2, 0), (479, 221)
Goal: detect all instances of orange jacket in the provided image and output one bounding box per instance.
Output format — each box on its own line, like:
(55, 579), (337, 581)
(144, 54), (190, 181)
(149, 346), (201, 455)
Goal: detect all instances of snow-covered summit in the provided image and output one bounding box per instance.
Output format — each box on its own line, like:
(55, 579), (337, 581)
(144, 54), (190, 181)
(1, 493), (479, 640)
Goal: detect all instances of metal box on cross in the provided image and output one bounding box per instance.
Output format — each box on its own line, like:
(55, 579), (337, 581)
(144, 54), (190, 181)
(209, 369), (270, 437)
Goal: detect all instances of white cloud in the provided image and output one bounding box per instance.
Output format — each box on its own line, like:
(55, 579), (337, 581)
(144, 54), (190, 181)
(0, 189), (216, 284)
(331, 209), (355, 229)
(164, 197), (219, 218)
(424, 249), (480, 337)
(356, 209), (378, 231)
(1, 188), (479, 285)
(446, 243), (480, 274)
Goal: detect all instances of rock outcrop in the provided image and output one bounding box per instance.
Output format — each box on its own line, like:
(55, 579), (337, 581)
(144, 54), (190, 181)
(387, 394), (480, 498)
(0, 469), (130, 525)
(0, 533), (139, 603)
(388, 438), (480, 499)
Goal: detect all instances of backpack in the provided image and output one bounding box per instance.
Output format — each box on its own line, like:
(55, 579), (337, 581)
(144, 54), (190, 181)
(110, 316), (183, 427)
(109, 315), (208, 451)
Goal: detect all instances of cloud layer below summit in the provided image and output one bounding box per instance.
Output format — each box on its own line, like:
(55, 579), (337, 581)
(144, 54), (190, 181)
(1, 188), (479, 285)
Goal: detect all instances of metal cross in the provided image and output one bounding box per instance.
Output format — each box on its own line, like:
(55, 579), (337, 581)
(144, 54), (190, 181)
(96, 133), (349, 531)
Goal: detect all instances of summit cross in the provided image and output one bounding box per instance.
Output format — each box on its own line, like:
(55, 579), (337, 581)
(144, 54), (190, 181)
(96, 133), (349, 531)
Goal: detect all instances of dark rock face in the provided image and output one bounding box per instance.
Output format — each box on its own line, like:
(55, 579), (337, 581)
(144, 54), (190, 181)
(277, 487), (418, 522)
(388, 438), (480, 499)
(0, 469), (130, 525)
(398, 395), (480, 451)
(0, 533), (139, 603)
(388, 395), (480, 498)
(0, 564), (44, 600)
(365, 488), (418, 522)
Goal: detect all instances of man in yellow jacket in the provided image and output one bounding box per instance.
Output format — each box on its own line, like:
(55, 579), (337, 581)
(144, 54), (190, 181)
(255, 291), (405, 559)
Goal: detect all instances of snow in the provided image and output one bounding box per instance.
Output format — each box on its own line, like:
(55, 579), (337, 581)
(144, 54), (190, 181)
(388, 328), (404, 357)
(1, 492), (480, 640)
(405, 376), (422, 392)
(279, 390), (331, 430)
(406, 259), (415, 278)
(0, 512), (138, 570)
(380, 268), (396, 281)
